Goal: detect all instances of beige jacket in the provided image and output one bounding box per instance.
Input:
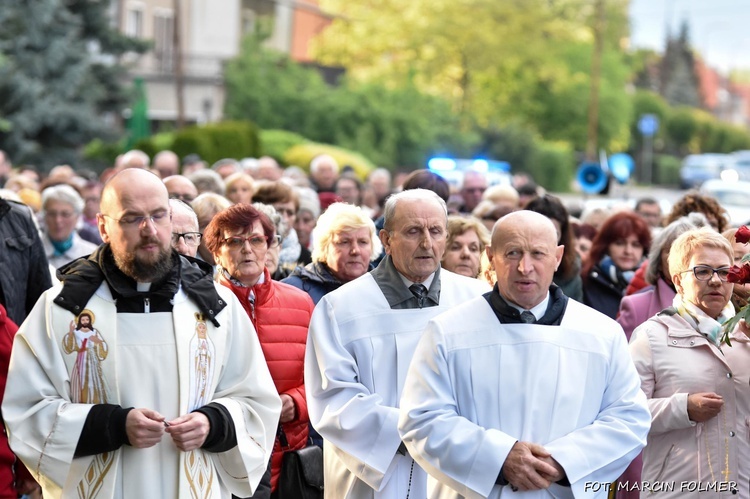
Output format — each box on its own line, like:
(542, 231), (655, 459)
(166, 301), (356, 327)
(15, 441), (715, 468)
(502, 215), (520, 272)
(630, 311), (747, 498)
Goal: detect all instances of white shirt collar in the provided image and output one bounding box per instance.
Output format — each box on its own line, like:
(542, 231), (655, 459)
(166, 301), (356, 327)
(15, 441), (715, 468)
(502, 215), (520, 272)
(507, 292), (550, 321)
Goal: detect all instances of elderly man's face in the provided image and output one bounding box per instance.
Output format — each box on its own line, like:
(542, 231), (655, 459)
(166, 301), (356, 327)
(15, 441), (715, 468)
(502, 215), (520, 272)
(488, 213), (563, 310)
(171, 209), (200, 258)
(380, 198), (447, 283)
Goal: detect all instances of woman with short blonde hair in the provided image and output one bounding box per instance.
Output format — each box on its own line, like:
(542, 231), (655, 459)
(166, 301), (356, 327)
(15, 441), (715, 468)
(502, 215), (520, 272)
(283, 202), (381, 305)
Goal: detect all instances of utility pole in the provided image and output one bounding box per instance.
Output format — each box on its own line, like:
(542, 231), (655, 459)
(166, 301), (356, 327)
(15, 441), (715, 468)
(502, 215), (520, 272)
(585, 0), (605, 161)
(173, 0), (186, 128)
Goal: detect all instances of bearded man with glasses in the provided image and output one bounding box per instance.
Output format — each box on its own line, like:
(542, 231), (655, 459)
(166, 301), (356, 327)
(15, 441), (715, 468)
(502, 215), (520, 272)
(3, 169), (281, 499)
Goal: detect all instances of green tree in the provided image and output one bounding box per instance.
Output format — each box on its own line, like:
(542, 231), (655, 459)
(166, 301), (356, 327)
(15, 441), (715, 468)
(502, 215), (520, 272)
(314, 0), (632, 152)
(224, 39), (471, 168)
(0, 0), (146, 169)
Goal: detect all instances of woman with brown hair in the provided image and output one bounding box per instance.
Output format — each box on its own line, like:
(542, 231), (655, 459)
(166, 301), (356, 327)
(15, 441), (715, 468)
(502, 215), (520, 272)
(582, 211), (652, 318)
(203, 204), (314, 497)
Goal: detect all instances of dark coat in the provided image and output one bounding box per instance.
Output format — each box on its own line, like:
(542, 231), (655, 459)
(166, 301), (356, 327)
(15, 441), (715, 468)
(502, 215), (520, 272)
(0, 199), (52, 324)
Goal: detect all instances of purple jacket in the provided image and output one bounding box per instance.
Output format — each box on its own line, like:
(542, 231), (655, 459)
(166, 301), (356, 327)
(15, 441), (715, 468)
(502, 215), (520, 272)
(617, 277), (675, 342)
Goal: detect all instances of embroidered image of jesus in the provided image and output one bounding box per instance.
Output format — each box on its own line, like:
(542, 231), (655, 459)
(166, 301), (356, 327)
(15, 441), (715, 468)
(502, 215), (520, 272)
(63, 310), (109, 404)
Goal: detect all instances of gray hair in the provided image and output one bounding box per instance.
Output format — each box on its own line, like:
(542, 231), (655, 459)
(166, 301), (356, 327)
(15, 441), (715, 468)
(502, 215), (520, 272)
(310, 154), (339, 175)
(188, 169), (225, 196)
(42, 184), (84, 214)
(645, 212), (709, 284)
(252, 202), (288, 239)
(383, 188), (447, 232)
(168, 198), (199, 229)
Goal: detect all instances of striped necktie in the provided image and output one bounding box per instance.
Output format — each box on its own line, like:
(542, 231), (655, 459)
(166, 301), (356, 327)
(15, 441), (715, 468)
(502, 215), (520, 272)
(520, 310), (536, 323)
(409, 284), (428, 309)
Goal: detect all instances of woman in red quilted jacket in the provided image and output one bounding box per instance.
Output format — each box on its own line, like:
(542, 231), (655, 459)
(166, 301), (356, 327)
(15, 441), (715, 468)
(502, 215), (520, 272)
(204, 204), (314, 498)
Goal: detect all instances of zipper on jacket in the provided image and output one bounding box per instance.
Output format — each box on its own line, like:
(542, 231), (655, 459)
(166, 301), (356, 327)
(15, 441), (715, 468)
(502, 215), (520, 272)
(651, 443), (674, 490)
(144, 297), (150, 313)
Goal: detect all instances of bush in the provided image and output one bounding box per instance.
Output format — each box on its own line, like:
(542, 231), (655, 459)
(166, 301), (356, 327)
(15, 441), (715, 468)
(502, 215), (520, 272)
(260, 129), (309, 163)
(653, 154), (681, 186)
(527, 141), (576, 193)
(170, 121), (260, 164)
(283, 142), (376, 179)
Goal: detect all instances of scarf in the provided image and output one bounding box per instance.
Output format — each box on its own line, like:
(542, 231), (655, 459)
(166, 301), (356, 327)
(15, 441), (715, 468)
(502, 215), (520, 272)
(672, 293), (735, 346)
(599, 255), (639, 287)
(279, 228), (302, 265)
(51, 233), (74, 257)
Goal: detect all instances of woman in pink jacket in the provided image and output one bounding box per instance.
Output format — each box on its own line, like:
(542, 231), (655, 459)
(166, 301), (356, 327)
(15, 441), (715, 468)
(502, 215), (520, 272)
(630, 228), (748, 498)
(617, 213), (709, 341)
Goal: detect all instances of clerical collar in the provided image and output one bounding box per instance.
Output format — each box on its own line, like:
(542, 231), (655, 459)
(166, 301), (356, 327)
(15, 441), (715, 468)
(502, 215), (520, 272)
(507, 293), (550, 321)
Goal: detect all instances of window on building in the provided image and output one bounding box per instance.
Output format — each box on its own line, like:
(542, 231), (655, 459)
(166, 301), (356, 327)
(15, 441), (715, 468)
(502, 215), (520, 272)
(126, 8), (143, 38)
(154, 12), (175, 72)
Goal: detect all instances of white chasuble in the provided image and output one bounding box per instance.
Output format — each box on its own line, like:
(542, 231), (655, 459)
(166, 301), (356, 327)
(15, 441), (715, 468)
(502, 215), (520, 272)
(3, 281), (281, 499)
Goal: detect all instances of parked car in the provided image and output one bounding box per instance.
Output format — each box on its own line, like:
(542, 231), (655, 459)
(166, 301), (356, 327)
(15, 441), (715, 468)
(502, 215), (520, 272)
(679, 153), (729, 189)
(718, 150), (750, 183)
(700, 179), (750, 227)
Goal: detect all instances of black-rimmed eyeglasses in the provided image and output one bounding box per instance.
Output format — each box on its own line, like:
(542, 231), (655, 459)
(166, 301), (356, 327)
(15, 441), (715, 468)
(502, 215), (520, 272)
(172, 232), (202, 247)
(679, 265), (731, 282)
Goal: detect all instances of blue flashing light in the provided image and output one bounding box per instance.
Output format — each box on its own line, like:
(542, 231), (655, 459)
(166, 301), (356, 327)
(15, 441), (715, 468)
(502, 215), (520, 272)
(427, 157), (457, 172)
(471, 159), (489, 173)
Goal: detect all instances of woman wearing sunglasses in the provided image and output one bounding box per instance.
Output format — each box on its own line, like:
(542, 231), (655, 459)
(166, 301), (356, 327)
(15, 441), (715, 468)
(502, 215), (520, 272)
(630, 228), (749, 498)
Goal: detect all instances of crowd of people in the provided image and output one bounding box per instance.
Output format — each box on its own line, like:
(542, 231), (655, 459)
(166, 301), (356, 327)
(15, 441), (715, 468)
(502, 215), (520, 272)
(0, 146), (748, 498)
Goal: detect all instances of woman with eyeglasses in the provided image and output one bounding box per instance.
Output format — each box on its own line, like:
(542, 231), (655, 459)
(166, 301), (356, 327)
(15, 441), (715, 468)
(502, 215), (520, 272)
(203, 204), (314, 498)
(41, 184), (98, 269)
(630, 228), (750, 498)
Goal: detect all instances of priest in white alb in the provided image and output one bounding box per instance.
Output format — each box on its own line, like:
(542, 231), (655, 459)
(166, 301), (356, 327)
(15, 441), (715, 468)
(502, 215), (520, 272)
(398, 210), (651, 498)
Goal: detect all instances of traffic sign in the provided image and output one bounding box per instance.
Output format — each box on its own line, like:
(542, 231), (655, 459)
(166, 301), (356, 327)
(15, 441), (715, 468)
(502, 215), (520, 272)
(638, 114), (659, 137)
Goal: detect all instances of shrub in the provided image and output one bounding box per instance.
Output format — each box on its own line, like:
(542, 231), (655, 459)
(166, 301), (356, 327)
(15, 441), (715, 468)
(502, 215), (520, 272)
(527, 141), (576, 193)
(260, 129), (309, 163)
(283, 143), (376, 179)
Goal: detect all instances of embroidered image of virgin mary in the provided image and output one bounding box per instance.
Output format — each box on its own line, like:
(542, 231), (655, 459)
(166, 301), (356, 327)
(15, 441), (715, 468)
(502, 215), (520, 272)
(187, 313), (215, 412)
(62, 310), (109, 404)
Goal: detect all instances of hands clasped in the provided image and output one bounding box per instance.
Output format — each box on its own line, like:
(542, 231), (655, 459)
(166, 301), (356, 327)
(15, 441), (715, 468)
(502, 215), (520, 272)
(125, 408), (210, 452)
(502, 441), (566, 492)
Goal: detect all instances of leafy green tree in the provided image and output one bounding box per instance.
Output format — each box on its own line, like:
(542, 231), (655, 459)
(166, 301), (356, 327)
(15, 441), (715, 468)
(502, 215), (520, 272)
(224, 39), (471, 168)
(665, 106), (697, 153)
(0, 0), (146, 169)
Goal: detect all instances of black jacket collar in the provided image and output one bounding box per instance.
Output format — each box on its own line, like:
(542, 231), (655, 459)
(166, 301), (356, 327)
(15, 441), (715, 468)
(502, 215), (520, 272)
(484, 284), (568, 325)
(54, 245), (226, 326)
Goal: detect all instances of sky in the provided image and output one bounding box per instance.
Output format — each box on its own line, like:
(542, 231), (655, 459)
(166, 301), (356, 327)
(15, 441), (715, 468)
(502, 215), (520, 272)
(629, 0), (750, 73)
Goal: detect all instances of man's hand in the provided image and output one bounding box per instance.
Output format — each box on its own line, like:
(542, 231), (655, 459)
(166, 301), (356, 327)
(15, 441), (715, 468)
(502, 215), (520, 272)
(125, 408), (166, 448)
(166, 412), (211, 452)
(687, 392), (723, 422)
(501, 442), (559, 491)
(279, 394), (296, 423)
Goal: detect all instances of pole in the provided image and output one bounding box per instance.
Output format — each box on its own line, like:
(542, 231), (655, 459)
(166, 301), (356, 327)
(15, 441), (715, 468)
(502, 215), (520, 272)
(585, 0), (605, 162)
(173, 0), (186, 128)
